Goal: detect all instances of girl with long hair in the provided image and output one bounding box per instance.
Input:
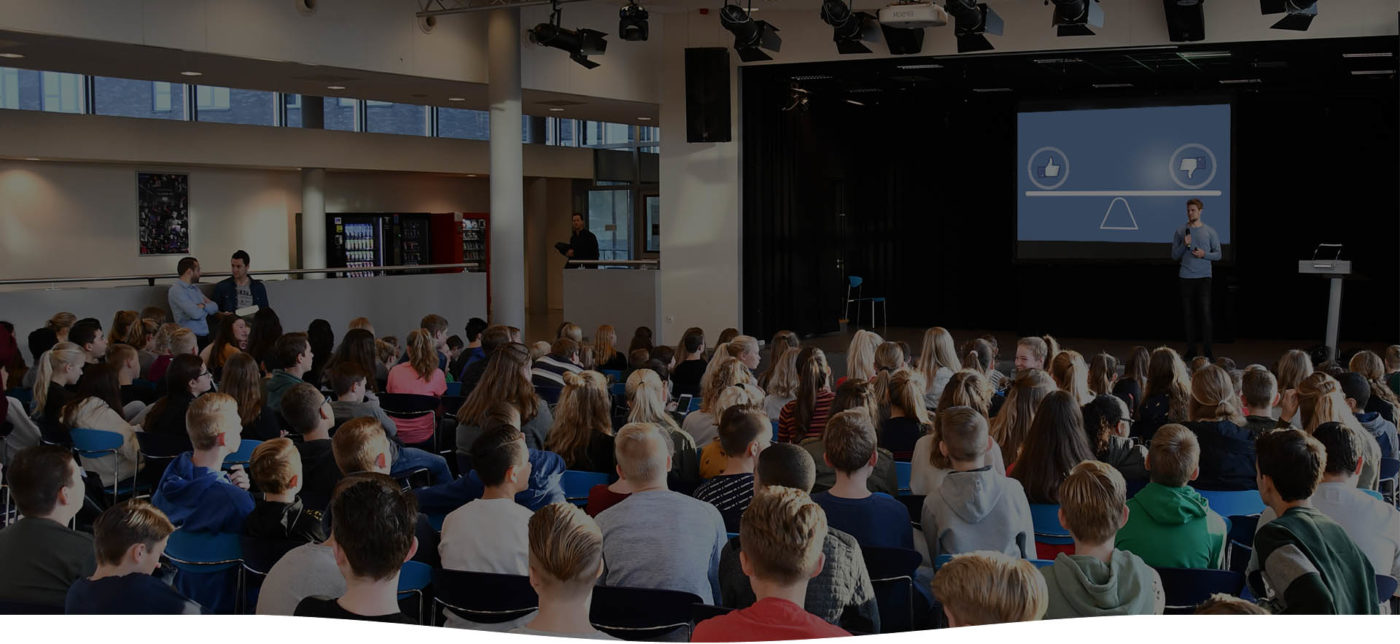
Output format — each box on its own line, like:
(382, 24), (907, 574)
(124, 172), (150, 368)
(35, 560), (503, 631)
(870, 341), (905, 415)
(61, 362), (143, 486)
(626, 368), (698, 487)
(1183, 364), (1255, 491)
(1011, 391), (1095, 503)
(1050, 350), (1094, 407)
(32, 343), (86, 442)
(845, 329), (883, 385)
(1275, 349), (1314, 430)
(386, 329), (448, 448)
(1112, 346), (1151, 415)
(221, 351), (281, 441)
(989, 368), (1057, 467)
(909, 370), (1004, 494)
(306, 319), (335, 386)
(777, 347), (834, 444)
(684, 357), (754, 447)
(880, 369), (929, 461)
(245, 307), (284, 371)
(1287, 372), (1380, 490)
(456, 343), (551, 453)
(804, 382), (899, 496)
(200, 314), (249, 380)
(45, 312), (77, 343)
(143, 354), (213, 438)
(1385, 345), (1400, 398)
(1138, 346), (1191, 441)
(591, 325), (627, 372)
(757, 330), (799, 389)
(671, 327), (707, 397)
(127, 318), (160, 380)
(324, 328), (382, 392)
(627, 326), (654, 354)
(917, 327), (961, 410)
(1087, 352), (1118, 397)
(1080, 394), (1146, 481)
(547, 371), (616, 472)
(761, 347), (799, 420)
(108, 310), (139, 348)
(1349, 350), (1400, 423)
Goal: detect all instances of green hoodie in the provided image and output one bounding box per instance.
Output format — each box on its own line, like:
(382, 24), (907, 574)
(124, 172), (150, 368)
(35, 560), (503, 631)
(1116, 482), (1228, 569)
(1041, 550), (1160, 619)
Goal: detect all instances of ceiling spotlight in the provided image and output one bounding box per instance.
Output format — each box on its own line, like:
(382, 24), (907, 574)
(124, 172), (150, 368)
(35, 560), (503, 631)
(945, 0), (1004, 52)
(529, 0), (608, 69)
(549, 107), (566, 112)
(180, 71), (203, 77)
(637, 116), (653, 121)
(619, 1), (649, 41)
(0, 52), (24, 59)
(327, 85), (346, 90)
(720, 2), (782, 62)
(820, 0), (878, 55)
(448, 97), (466, 102)
(1260, 0), (1317, 31)
(1049, 0), (1103, 36)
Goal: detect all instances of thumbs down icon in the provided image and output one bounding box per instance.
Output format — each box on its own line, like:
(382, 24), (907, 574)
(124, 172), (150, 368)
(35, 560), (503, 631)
(1178, 157), (1200, 179)
(1041, 156), (1061, 178)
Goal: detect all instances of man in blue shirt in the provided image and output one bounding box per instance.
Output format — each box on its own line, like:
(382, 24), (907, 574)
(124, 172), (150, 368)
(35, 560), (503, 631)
(211, 249), (271, 314)
(1170, 199), (1221, 359)
(167, 256), (218, 348)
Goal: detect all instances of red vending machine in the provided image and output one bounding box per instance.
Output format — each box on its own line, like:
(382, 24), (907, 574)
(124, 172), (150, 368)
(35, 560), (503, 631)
(429, 214), (464, 273)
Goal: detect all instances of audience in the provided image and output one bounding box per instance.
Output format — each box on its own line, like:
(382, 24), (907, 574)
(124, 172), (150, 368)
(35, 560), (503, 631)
(921, 407), (1034, 560)
(1248, 429), (1378, 614)
(761, 347), (799, 421)
(1337, 371), (1399, 459)
(199, 314), (247, 380)
(591, 324), (626, 372)
(65, 499), (200, 615)
(440, 424), (533, 575)
(624, 367), (700, 488)
(385, 328), (448, 448)
(414, 407), (566, 519)
(545, 370), (616, 472)
(1348, 349), (1399, 424)
(244, 308), (284, 373)
(910, 373), (1006, 495)
(220, 352), (282, 441)
(1195, 593), (1270, 615)
(807, 380), (898, 495)
(0, 444), (95, 608)
(142, 354), (212, 438)
(686, 358), (757, 448)
(1289, 372), (1380, 490)
(1040, 461), (1165, 619)
(988, 368), (1057, 468)
(1137, 347), (1191, 442)
(323, 328), (382, 392)
(777, 347), (835, 444)
(1112, 346), (1150, 413)
(1115, 424), (1228, 569)
(32, 342), (84, 441)
(1183, 364), (1256, 490)
(511, 503), (612, 639)
(1240, 366), (1281, 436)
(1012, 336), (1047, 375)
(304, 319), (335, 387)
(812, 409), (912, 550)
(458, 325), (512, 393)
(1050, 350), (1094, 407)
(845, 329), (882, 386)
(931, 551), (1049, 626)
(694, 406), (770, 532)
(457, 343), (553, 453)
(880, 370), (930, 461)
(280, 383), (340, 512)
(1011, 391), (1095, 504)
(148, 326), (196, 385)
(70, 319), (108, 367)
(533, 337), (584, 401)
(60, 362), (144, 487)
(264, 332), (313, 411)
(1080, 394), (1147, 481)
(245, 437), (327, 544)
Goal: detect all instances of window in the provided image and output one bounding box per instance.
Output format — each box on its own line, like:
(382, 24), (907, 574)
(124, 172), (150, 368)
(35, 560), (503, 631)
(582, 121), (633, 147)
(365, 101), (427, 136)
(41, 71), (84, 113)
(196, 86), (276, 126)
(283, 94), (302, 127)
(438, 107), (490, 140)
(153, 82), (172, 111)
(324, 96), (358, 131)
(645, 195), (660, 252)
(195, 85), (229, 111)
(0, 68), (20, 110)
(92, 77), (185, 120)
(588, 189), (633, 261)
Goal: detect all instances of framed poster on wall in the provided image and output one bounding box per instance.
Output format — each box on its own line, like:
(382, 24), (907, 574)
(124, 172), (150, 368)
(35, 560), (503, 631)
(138, 172), (189, 255)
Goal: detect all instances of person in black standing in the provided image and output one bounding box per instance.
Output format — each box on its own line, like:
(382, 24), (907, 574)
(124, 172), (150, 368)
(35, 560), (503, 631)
(561, 213), (599, 268)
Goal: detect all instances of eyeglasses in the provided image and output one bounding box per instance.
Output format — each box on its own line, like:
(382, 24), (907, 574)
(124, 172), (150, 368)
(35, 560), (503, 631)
(199, 370), (212, 378)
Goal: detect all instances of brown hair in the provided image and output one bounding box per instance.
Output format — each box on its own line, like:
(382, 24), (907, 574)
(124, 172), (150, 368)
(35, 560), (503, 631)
(1145, 346), (1191, 423)
(125, 318), (159, 351)
(7, 444), (76, 517)
(739, 486), (828, 585)
(1276, 349), (1314, 392)
(1147, 424), (1199, 487)
(1050, 350), (1093, 407)
(330, 473), (418, 581)
(280, 383), (326, 435)
(405, 329), (438, 381)
(592, 325), (619, 368)
(931, 551), (1049, 625)
(1011, 391), (1095, 504)
(990, 369), (1057, 466)
(1241, 367), (1278, 411)
(545, 370), (613, 469)
(1256, 428), (1324, 502)
(324, 329), (379, 392)
(250, 438), (299, 494)
(93, 499), (175, 566)
(108, 310), (139, 348)
(457, 343), (540, 425)
(333, 417), (391, 475)
(1189, 364), (1246, 425)
(420, 314), (449, 337)
(328, 362), (371, 397)
(792, 347), (831, 432)
(1087, 352), (1118, 396)
(1349, 350), (1400, 416)
(1186, 197), (1204, 210)
(718, 406), (768, 457)
(1058, 460), (1126, 544)
(219, 352), (265, 426)
(887, 369), (932, 427)
(823, 409), (877, 472)
(528, 502), (604, 587)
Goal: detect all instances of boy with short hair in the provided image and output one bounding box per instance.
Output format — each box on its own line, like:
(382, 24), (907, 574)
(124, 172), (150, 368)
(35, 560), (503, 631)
(1337, 371), (1399, 459)
(0, 444), (95, 607)
(511, 503), (613, 639)
(1040, 461), (1164, 619)
(1248, 428), (1381, 613)
(327, 362), (452, 485)
(294, 473), (419, 623)
(151, 393), (255, 613)
(1240, 367), (1281, 437)
(930, 551), (1049, 626)
(328, 417), (441, 569)
(1116, 423), (1229, 569)
(439, 425), (534, 574)
(265, 332), (312, 410)
(244, 437), (327, 544)
(65, 499), (201, 615)
(693, 486), (849, 641)
(920, 406), (1035, 560)
(280, 382), (340, 512)
(694, 406), (771, 532)
(71, 319), (107, 366)
(812, 409), (913, 550)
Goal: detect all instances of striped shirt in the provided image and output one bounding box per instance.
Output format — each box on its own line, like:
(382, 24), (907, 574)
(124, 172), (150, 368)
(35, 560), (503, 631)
(777, 389), (835, 444)
(531, 355), (582, 388)
(693, 473), (755, 533)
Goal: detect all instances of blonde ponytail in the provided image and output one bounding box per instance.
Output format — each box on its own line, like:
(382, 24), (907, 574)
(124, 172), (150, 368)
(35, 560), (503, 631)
(626, 369), (680, 431)
(32, 342), (86, 414)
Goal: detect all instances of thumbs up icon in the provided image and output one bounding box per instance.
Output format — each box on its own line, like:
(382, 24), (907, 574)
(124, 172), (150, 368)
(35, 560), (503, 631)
(1042, 156), (1061, 178)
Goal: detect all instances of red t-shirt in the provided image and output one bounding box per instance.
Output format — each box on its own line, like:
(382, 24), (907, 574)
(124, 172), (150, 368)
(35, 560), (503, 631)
(777, 389), (836, 444)
(692, 597), (849, 642)
(585, 484), (630, 517)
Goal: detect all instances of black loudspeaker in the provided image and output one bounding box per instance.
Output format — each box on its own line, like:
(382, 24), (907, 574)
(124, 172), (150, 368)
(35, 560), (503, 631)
(1163, 0), (1206, 42)
(685, 47), (731, 143)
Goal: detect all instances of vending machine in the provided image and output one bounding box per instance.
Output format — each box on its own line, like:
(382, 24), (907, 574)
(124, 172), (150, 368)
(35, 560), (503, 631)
(326, 215), (383, 278)
(385, 213), (432, 273)
(461, 214), (488, 273)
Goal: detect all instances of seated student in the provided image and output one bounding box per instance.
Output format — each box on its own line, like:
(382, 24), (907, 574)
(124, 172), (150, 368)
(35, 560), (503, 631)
(65, 500), (201, 615)
(1040, 461), (1165, 619)
(695, 407), (771, 532)
(718, 443), (878, 630)
(1195, 593), (1270, 615)
(930, 551), (1049, 627)
(920, 407), (1035, 561)
(0, 445), (95, 608)
(327, 418), (441, 569)
(294, 474), (418, 623)
(693, 487), (850, 641)
(280, 383), (340, 513)
(1338, 371), (1399, 459)
(1351, 349), (1400, 424)
(812, 409), (913, 551)
(596, 422), (728, 604)
(141, 354), (212, 437)
(32, 342), (85, 443)
(622, 366), (701, 493)
(1116, 424), (1228, 569)
(1011, 391), (1096, 504)
(671, 327), (707, 398)
(777, 347), (835, 444)
(445, 334), (466, 382)
(545, 370), (617, 473)
(1183, 365), (1258, 490)
(806, 381), (900, 496)
(264, 332), (313, 412)
(70, 319), (108, 368)
(440, 424), (534, 574)
(879, 370), (930, 461)
(257, 482), (350, 616)
(60, 362), (144, 488)
(1239, 366), (1282, 437)
(1256, 423), (1400, 598)
(1287, 372), (1382, 490)
(386, 329), (448, 448)
(109, 343), (155, 414)
(911, 373), (1008, 495)
(1080, 394), (1147, 481)
(244, 438), (327, 544)
(327, 363), (452, 486)
(458, 343), (555, 453)
(532, 337), (584, 400)
(413, 405), (566, 518)
(1249, 428), (1379, 614)
(151, 393), (255, 614)
(458, 325), (511, 393)
(511, 503), (614, 639)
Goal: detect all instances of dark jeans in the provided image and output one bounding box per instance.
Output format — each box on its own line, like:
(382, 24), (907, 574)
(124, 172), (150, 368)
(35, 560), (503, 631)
(1180, 277), (1213, 358)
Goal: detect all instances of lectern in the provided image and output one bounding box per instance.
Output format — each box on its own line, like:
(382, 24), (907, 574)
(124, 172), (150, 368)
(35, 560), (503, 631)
(1298, 244), (1350, 363)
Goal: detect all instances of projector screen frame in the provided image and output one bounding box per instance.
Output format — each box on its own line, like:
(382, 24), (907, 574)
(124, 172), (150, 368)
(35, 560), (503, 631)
(1013, 95), (1237, 266)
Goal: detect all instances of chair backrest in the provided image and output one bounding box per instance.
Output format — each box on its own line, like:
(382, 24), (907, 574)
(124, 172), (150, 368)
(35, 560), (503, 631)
(1380, 457), (1400, 480)
(895, 494), (924, 530)
(863, 546), (920, 633)
(1194, 488), (1266, 517)
(1154, 567), (1245, 614)
(223, 438), (262, 468)
(433, 569), (539, 624)
(239, 536), (304, 576)
(378, 392), (440, 417)
(589, 584), (703, 641)
(601, 369), (624, 383)
(0, 599), (63, 614)
(164, 530), (243, 574)
(440, 395), (466, 420)
(895, 461), (912, 494)
(69, 428), (125, 458)
(444, 381), (462, 397)
(136, 431), (193, 457)
(690, 603), (733, 625)
(1377, 574), (1399, 602)
(536, 385), (562, 406)
(562, 470), (611, 504)
(848, 275), (863, 288)
(398, 560), (433, 595)
(1028, 503), (1073, 544)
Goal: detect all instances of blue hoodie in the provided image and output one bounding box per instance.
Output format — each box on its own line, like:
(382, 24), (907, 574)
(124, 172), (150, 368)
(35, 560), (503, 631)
(414, 449), (566, 517)
(1357, 412), (1398, 460)
(151, 452), (254, 613)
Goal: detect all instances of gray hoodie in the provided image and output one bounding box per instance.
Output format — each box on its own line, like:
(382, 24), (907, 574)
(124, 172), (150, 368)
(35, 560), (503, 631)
(1041, 550), (1161, 619)
(921, 466), (1035, 560)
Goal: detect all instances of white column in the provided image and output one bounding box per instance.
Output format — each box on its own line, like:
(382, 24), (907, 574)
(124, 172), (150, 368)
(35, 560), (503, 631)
(489, 7), (525, 328)
(301, 167), (327, 279)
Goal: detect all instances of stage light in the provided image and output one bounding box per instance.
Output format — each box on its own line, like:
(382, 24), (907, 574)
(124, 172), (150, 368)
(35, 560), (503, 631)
(1260, 0), (1317, 31)
(1050, 0), (1103, 36)
(820, 0), (877, 55)
(529, 1), (608, 69)
(720, 2), (782, 62)
(945, 0), (1003, 52)
(619, 2), (649, 41)
(1163, 0), (1205, 41)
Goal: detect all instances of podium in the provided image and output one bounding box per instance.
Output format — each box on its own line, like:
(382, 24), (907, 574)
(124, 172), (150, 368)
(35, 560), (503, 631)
(1298, 244), (1350, 363)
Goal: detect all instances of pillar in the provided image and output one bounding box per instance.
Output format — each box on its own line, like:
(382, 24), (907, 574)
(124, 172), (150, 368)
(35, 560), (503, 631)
(488, 7), (525, 328)
(301, 168), (327, 279)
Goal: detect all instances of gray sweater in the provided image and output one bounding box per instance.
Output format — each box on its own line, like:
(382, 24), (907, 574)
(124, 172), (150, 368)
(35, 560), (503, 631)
(595, 490), (728, 605)
(718, 527), (880, 631)
(457, 400), (553, 454)
(921, 466), (1036, 560)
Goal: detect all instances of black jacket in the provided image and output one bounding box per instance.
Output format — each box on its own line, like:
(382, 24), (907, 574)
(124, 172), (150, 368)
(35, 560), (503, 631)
(1184, 419), (1258, 491)
(568, 229), (600, 263)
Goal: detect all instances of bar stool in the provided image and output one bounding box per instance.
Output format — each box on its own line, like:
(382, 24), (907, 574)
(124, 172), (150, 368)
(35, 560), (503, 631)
(844, 275), (887, 334)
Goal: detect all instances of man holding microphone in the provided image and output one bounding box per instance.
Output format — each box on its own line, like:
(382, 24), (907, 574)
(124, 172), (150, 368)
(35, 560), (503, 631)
(1171, 198), (1221, 360)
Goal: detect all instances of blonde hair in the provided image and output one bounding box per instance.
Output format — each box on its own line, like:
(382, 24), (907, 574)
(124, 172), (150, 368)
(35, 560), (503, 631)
(107, 343), (138, 372)
(1349, 350), (1400, 415)
(739, 486), (828, 585)
(1088, 353), (1118, 396)
(529, 502), (604, 589)
(700, 357), (753, 414)
(169, 328), (197, 356)
(374, 339), (397, 366)
(591, 325), (618, 368)
(93, 499), (175, 567)
(152, 323), (180, 354)
(918, 327), (962, 395)
(887, 369), (931, 427)
(846, 330), (883, 383)
(989, 369), (1057, 466)
(714, 383), (765, 421)
(1188, 364), (1246, 425)
(1384, 345), (1400, 373)
(614, 422), (671, 483)
(1058, 460), (1126, 544)
(728, 335), (760, 361)
(46, 312), (77, 337)
(1195, 594), (1270, 615)
(931, 551), (1049, 626)
(1276, 349), (1314, 391)
(871, 342), (905, 405)
(405, 329), (437, 380)
(332, 417), (391, 474)
(1296, 372), (1362, 434)
(1145, 347), (1191, 423)
(126, 318), (158, 351)
(764, 348), (800, 399)
(33, 343), (87, 413)
(250, 437), (299, 494)
(626, 369), (681, 432)
(546, 371), (614, 469)
(1050, 350), (1093, 407)
(185, 393), (239, 451)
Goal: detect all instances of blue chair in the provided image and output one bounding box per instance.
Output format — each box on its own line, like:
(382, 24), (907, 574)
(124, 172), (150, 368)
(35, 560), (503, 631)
(433, 569), (537, 626)
(610, 382), (626, 397)
(862, 546), (923, 633)
(769, 420), (779, 443)
(163, 530), (244, 613)
(1154, 567), (1245, 614)
(398, 560), (433, 625)
(1029, 504), (1073, 545)
(1380, 457), (1399, 506)
(688, 397), (702, 412)
(1377, 574), (1398, 612)
(444, 381), (462, 397)
(1226, 514), (1259, 575)
(70, 428), (146, 506)
(222, 438), (261, 468)
(239, 536), (303, 614)
(590, 584), (703, 641)
(844, 275), (888, 333)
(601, 369), (624, 383)
(1194, 488), (1266, 517)
(895, 461), (912, 495)
(1364, 488), (1385, 501)
(562, 470), (611, 506)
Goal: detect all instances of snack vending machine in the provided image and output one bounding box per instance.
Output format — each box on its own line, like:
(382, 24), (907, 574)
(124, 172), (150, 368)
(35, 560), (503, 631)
(327, 215), (383, 278)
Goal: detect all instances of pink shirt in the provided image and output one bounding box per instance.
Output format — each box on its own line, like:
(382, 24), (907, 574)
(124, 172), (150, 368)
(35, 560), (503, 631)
(386, 362), (446, 444)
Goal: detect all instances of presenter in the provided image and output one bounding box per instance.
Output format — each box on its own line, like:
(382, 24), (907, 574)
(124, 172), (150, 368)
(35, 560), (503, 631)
(556, 212), (600, 269)
(1170, 198), (1221, 359)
